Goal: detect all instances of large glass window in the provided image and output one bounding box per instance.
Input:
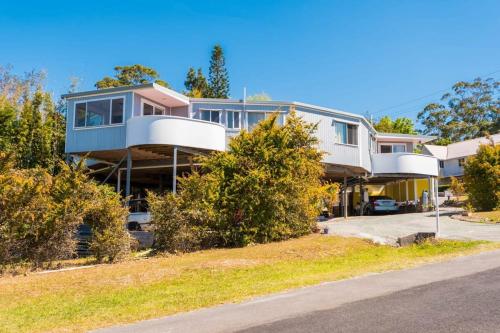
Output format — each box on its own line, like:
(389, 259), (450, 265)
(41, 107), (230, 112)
(227, 111), (240, 129)
(201, 110), (221, 123)
(74, 97), (124, 128)
(379, 144), (406, 153)
(380, 145), (392, 153)
(142, 100), (165, 116)
(86, 99), (110, 126)
(143, 103), (154, 116)
(335, 122), (358, 145)
(247, 112), (284, 130)
(247, 112), (266, 130)
(392, 144), (406, 153)
(75, 103), (86, 127)
(111, 98), (124, 124)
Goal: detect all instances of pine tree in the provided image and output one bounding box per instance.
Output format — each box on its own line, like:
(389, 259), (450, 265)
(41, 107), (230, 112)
(184, 67), (209, 98)
(207, 45), (230, 98)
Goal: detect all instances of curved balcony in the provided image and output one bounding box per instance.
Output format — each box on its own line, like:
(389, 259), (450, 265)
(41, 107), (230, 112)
(126, 116), (226, 151)
(372, 153), (438, 177)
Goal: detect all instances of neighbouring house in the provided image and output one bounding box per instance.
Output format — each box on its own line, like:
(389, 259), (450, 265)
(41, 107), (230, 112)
(423, 133), (500, 183)
(62, 83), (440, 219)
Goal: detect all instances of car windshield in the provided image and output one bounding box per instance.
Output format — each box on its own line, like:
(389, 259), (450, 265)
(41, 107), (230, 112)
(370, 196), (392, 201)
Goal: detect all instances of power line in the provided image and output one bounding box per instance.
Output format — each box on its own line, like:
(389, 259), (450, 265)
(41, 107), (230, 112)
(368, 68), (500, 118)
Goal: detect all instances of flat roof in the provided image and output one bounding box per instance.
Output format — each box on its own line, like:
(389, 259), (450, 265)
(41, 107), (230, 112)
(62, 83), (189, 107)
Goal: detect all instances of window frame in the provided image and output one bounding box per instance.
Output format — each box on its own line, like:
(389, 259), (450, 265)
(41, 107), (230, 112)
(141, 98), (166, 116)
(334, 121), (359, 146)
(439, 160), (444, 168)
(226, 110), (241, 129)
(200, 109), (222, 124)
(73, 95), (126, 129)
(458, 158), (465, 167)
(378, 143), (407, 153)
(246, 110), (285, 130)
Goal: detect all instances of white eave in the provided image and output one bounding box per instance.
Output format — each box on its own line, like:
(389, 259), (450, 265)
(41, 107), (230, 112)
(376, 133), (436, 144)
(62, 83), (189, 107)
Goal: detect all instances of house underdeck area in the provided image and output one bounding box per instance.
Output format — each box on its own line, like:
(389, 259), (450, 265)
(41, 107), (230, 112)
(83, 144), (210, 198)
(83, 148), (440, 220)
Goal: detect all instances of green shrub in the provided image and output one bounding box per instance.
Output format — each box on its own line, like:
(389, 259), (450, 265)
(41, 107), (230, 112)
(449, 176), (465, 197)
(463, 141), (500, 211)
(0, 155), (87, 268)
(0, 153), (130, 268)
(148, 111), (330, 252)
(148, 192), (203, 253)
(86, 185), (130, 263)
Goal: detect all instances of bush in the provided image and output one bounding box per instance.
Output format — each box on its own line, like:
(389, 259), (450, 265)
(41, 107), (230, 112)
(86, 185), (130, 263)
(0, 155), (87, 268)
(449, 176), (465, 198)
(463, 141), (500, 211)
(148, 112), (330, 252)
(0, 153), (130, 269)
(148, 192), (203, 253)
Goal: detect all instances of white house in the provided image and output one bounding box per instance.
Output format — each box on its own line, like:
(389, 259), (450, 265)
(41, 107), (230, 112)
(62, 83), (440, 217)
(423, 133), (500, 180)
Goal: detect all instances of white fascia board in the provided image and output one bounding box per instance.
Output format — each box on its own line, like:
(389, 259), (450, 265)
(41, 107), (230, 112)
(152, 83), (189, 105)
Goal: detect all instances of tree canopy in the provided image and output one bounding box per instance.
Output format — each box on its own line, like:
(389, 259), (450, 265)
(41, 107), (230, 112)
(95, 64), (170, 89)
(207, 45), (230, 98)
(184, 67), (208, 98)
(418, 78), (499, 145)
(462, 140), (499, 211)
(246, 92), (272, 102)
(373, 116), (417, 134)
(0, 66), (65, 174)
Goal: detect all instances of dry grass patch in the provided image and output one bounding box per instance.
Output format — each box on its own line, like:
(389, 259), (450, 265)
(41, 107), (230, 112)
(472, 210), (500, 223)
(0, 235), (498, 333)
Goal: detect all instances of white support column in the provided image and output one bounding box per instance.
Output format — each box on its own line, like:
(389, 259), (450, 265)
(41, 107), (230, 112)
(125, 149), (132, 198)
(343, 175), (348, 219)
(172, 146), (178, 194)
(427, 176), (432, 207)
(359, 177), (364, 216)
(435, 177), (440, 236)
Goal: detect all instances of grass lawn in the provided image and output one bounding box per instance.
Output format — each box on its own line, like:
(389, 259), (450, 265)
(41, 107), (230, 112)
(0, 235), (498, 333)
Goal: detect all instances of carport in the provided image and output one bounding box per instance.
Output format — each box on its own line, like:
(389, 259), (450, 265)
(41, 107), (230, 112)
(336, 152), (441, 234)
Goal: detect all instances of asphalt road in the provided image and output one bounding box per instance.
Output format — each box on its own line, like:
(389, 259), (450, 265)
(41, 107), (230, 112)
(94, 250), (500, 333)
(237, 267), (500, 333)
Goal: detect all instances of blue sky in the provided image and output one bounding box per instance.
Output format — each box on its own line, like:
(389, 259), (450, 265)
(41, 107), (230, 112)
(1, 0), (499, 122)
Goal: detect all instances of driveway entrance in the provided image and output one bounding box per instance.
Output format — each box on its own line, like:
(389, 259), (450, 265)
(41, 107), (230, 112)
(321, 207), (500, 245)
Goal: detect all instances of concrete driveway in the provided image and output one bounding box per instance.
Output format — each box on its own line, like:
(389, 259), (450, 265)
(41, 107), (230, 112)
(321, 207), (500, 245)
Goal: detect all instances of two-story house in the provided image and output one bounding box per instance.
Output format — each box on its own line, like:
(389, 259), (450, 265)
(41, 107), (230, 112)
(62, 83), (439, 217)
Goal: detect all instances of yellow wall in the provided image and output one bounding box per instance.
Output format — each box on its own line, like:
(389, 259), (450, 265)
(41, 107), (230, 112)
(365, 179), (431, 202)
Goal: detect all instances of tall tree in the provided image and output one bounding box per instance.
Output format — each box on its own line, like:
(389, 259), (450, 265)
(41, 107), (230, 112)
(95, 64), (170, 89)
(0, 67), (66, 173)
(207, 45), (230, 98)
(418, 78), (499, 145)
(373, 116), (417, 134)
(246, 92), (272, 102)
(184, 67), (208, 98)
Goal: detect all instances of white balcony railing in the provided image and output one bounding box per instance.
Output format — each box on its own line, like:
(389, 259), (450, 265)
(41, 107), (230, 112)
(372, 153), (439, 176)
(126, 115), (226, 151)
